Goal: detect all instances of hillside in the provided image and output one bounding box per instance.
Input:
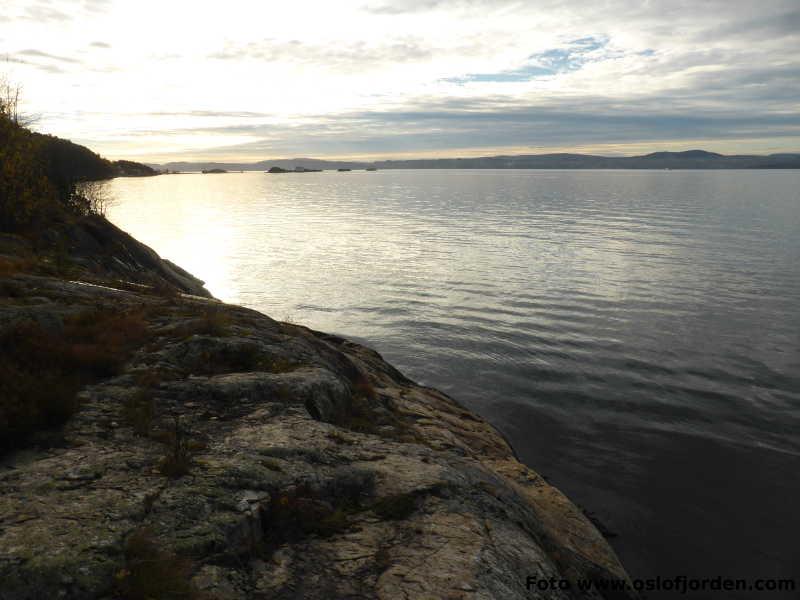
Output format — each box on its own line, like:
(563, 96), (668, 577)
(151, 149), (800, 172)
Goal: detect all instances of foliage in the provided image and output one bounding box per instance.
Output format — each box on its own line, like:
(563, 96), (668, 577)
(123, 389), (155, 437)
(263, 486), (349, 543)
(260, 469), (375, 553)
(0, 115), (61, 231)
(114, 528), (202, 600)
(156, 416), (194, 478)
(372, 493), (418, 520)
(0, 77), (117, 232)
(335, 376), (381, 434)
(0, 256), (44, 279)
(0, 309), (152, 452)
(74, 179), (113, 216)
(113, 159), (158, 177)
(37, 133), (115, 208)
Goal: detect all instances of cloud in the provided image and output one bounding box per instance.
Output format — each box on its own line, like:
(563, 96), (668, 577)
(10, 0), (800, 160)
(144, 110), (275, 119)
(7, 48), (82, 73)
(704, 9), (800, 40)
(443, 37), (611, 83)
(209, 37), (434, 73)
(5, 0), (111, 25)
(363, 0), (452, 14)
(4, 55), (68, 74)
(363, 0), (520, 15)
(18, 49), (82, 64)
(98, 97), (800, 161)
(83, 0), (113, 13)
(23, 3), (72, 22)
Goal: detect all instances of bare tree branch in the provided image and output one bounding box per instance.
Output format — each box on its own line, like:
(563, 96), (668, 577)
(1, 74), (41, 127)
(74, 180), (114, 216)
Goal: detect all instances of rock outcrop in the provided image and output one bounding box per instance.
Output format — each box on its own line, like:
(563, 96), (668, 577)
(0, 224), (636, 599)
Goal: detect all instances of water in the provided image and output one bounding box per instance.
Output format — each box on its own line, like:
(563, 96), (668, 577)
(108, 170), (800, 597)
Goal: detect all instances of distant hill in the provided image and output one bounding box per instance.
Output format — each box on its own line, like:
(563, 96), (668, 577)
(113, 159), (158, 177)
(149, 150), (800, 172)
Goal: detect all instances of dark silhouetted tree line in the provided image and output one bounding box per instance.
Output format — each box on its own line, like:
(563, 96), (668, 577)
(1, 112), (115, 231)
(1, 80), (153, 232)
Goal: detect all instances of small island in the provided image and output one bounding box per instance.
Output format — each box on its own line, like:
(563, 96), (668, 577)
(267, 166), (322, 173)
(201, 168), (227, 174)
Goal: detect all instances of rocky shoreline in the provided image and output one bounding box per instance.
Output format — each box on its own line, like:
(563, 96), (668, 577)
(0, 216), (636, 599)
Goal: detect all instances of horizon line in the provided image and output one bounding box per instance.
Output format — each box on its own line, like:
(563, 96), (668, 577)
(144, 148), (800, 165)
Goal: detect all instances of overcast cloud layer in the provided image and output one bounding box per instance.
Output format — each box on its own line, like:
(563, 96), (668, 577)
(3, 0), (799, 161)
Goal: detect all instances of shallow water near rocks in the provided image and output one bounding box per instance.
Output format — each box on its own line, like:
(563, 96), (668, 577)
(108, 169), (800, 598)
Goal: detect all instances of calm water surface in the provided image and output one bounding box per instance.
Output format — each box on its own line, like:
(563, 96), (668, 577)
(108, 170), (800, 597)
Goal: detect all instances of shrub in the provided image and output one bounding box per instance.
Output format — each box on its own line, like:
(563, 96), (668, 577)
(0, 308), (152, 452)
(1, 91), (116, 233)
(74, 180), (112, 216)
(196, 306), (230, 336)
(259, 470), (375, 553)
(156, 416), (193, 478)
(372, 493), (417, 521)
(323, 467), (376, 508)
(123, 389), (155, 437)
(0, 114), (61, 231)
(114, 528), (201, 600)
(0, 256), (42, 278)
(263, 488), (350, 544)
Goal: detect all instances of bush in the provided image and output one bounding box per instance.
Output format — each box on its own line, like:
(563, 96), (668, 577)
(0, 114), (61, 231)
(0, 308), (152, 452)
(372, 493), (417, 520)
(156, 417), (194, 478)
(0, 95), (116, 233)
(114, 528), (201, 600)
(123, 389), (155, 437)
(74, 179), (112, 216)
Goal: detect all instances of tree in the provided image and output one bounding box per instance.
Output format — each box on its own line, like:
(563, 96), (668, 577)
(0, 103), (59, 231)
(74, 180), (113, 216)
(0, 74), (116, 231)
(0, 75), (39, 127)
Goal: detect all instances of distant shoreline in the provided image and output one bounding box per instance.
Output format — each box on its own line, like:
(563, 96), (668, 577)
(150, 150), (800, 172)
(148, 150), (800, 173)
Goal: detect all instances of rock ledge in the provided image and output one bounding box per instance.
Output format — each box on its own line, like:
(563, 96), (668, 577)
(0, 234), (635, 599)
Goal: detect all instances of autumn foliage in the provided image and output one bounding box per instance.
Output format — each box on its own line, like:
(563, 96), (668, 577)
(0, 82), (116, 231)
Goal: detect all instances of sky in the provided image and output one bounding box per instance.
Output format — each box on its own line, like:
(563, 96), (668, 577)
(2, 0), (799, 163)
